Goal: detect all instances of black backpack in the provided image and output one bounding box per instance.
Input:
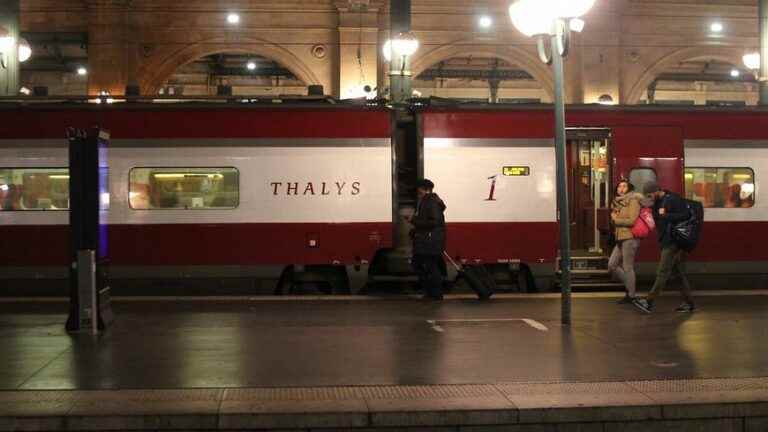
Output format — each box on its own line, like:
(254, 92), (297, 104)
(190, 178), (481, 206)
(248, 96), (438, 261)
(671, 199), (704, 252)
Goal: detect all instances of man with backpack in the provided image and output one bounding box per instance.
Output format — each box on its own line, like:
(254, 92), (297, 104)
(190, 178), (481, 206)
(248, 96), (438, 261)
(633, 181), (696, 314)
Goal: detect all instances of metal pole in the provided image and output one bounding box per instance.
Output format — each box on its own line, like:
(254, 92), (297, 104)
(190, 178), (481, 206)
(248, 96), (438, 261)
(760, 0), (768, 104)
(551, 34), (572, 326)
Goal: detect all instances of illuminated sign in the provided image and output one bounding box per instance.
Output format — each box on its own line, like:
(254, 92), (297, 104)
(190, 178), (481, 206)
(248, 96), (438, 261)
(503, 166), (530, 177)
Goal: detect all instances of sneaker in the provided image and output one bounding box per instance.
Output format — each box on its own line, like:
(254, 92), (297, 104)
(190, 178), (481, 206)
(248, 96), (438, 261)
(632, 298), (653, 314)
(617, 295), (633, 304)
(675, 302), (695, 313)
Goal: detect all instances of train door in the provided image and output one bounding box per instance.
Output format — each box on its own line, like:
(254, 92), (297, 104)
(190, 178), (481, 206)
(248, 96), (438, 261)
(567, 129), (611, 255)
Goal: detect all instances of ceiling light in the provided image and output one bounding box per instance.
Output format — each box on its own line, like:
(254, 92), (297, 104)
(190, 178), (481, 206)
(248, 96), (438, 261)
(569, 18), (585, 33)
(77, 66), (87, 76)
(246, 61), (256, 70)
(598, 94), (615, 105)
(227, 13), (240, 24)
(390, 31), (419, 57)
(479, 16), (493, 29)
(743, 53), (760, 70)
(730, 68), (740, 78)
(18, 37), (31, 62)
(710, 22), (723, 33)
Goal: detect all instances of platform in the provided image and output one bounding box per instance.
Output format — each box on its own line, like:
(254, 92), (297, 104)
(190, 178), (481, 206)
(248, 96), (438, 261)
(1, 292), (767, 431)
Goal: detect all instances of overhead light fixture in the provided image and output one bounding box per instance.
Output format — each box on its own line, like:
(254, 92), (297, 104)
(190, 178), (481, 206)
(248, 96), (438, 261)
(97, 90), (114, 104)
(77, 66), (88, 76)
(227, 13), (240, 24)
(246, 61), (257, 70)
(383, 32), (420, 63)
(509, 0), (594, 37)
(569, 18), (585, 33)
(479, 15), (493, 29)
(598, 94), (615, 105)
(710, 22), (724, 33)
(743, 52), (760, 71)
(730, 68), (740, 78)
(390, 31), (419, 57)
(18, 37), (31, 62)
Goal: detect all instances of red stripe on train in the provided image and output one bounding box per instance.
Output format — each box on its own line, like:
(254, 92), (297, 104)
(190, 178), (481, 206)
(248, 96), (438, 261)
(0, 108), (392, 140)
(1, 221), (765, 266)
(422, 109), (768, 140)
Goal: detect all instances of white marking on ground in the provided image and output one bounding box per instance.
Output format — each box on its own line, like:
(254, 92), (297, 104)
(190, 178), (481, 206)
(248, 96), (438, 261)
(652, 361), (680, 368)
(426, 321), (445, 332)
(427, 318), (549, 332)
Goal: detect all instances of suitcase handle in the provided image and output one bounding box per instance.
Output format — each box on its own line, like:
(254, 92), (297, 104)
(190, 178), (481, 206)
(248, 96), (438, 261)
(443, 251), (462, 271)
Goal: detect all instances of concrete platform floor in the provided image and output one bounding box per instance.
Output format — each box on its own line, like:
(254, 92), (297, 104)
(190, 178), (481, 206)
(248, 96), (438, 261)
(1, 292), (767, 391)
(1, 292), (768, 431)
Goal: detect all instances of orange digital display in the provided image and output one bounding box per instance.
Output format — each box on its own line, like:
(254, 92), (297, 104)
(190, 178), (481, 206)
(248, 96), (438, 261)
(503, 166), (530, 176)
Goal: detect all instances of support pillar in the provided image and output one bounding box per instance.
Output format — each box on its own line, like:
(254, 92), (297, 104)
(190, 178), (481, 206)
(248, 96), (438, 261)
(86, 0), (134, 96)
(0, 0), (20, 95)
(389, 0), (412, 103)
(760, 0), (768, 104)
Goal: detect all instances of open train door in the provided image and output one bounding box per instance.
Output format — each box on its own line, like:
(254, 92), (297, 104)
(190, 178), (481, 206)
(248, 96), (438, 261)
(566, 128), (612, 255)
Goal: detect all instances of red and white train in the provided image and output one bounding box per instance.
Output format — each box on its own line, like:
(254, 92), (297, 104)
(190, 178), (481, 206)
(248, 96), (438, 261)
(0, 101), (766, 294)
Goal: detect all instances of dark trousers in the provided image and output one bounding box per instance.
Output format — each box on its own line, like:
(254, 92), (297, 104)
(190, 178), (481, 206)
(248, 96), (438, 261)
(413, 254), (443, 299)
(648, 244), (693, 304)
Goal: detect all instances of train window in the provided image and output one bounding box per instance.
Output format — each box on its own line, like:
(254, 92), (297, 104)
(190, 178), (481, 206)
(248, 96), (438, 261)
(685, 168), (755, 208)
(129, 168), (239, 210)
(628, 168), (657, 197)
(0, 168), (69, 211)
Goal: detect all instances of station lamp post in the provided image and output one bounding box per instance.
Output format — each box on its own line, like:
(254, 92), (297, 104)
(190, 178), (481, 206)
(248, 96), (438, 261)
(509, 0), (594, 325)
(384, 31), (419, 103)
(386, 0), (419, 104)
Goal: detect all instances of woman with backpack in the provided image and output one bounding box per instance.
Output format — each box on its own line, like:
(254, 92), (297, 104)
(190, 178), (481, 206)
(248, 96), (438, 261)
(609, 180), (651, 304)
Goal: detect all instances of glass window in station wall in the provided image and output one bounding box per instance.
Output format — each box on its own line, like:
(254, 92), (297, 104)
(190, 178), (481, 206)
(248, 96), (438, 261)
(0, 168), (70, 211)
(129, 168), (239, 210)
(685, 167), (755, 208)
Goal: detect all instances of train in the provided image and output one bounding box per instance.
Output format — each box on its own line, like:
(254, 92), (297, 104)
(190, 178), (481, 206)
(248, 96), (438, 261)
(1, 98), (766, 295)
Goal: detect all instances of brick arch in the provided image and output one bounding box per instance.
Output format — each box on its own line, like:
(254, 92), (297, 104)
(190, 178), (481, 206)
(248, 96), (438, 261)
(139, 37), (322, 95)
(625, 46), (747, 105)
(410, 43), (555, 101)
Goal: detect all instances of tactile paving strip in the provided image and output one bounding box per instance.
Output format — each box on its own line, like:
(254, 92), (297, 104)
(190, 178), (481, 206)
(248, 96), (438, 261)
(360, 384), (500, 400)
(627, 377), (768, 393)
(224, 384), (500, 401)
(497, 382), (639, 396)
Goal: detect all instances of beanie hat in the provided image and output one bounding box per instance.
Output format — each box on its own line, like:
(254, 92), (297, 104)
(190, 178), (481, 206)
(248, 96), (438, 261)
(643, 180), (661, 194)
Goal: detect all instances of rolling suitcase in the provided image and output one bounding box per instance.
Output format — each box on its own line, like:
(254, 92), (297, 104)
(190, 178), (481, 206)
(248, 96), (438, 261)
(443, 252), (495, 300)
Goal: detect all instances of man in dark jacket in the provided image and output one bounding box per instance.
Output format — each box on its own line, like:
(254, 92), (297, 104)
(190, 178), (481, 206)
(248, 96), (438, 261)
(633, 181), (695, 313)
(408, 179), (447, 300)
